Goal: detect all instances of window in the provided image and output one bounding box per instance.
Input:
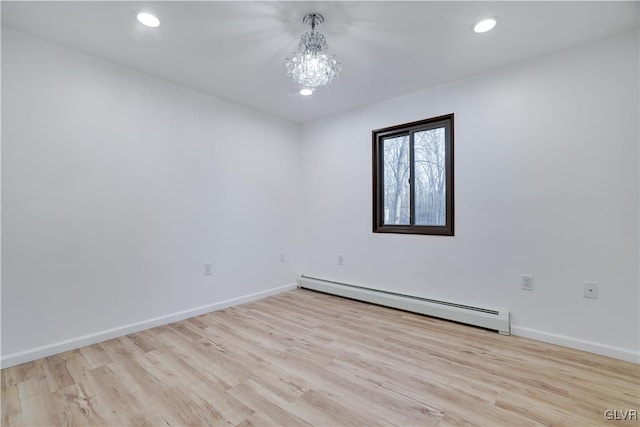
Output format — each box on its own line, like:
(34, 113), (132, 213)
(372, 114), (454, 235)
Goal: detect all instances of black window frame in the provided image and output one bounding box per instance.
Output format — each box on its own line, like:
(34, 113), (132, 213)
(372, 114), (454, 236)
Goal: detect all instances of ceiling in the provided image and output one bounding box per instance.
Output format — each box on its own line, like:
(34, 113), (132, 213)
(2, 1), (639, 123)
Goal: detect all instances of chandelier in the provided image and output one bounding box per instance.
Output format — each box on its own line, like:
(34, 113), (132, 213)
(285, 13), (341, 92)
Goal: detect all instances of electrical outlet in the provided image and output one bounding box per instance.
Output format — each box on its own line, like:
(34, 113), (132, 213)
(204, 263), (212, 276)
(584, 282), (599, 299)
(522, 274), (533, 291)
(337, 255), (344, 266)
(280, 253), (286, 263)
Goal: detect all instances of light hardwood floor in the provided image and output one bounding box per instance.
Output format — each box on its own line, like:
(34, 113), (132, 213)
(2, 289), (639, 426)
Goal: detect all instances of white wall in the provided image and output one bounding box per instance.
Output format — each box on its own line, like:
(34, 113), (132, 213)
(299, 29), (639, 362)
(3, 26), (638, 366)
(1, 28), (300, 365)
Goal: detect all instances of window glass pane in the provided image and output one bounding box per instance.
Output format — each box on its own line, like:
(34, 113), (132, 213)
(383, 135), (410, 225)
(414, 128), (446, 225)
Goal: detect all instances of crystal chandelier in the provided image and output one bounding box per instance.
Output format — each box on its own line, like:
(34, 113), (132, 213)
(285, 13), (341, 92)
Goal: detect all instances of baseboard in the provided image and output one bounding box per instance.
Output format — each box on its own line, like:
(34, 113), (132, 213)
(511, 325), (639, 364)
(1, 283), (297, 369)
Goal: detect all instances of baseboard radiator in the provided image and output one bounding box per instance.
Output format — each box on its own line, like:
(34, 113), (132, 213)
(297, 275), (510, 335)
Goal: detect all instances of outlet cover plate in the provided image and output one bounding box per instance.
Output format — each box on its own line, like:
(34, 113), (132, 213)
(584, 282), (599, 299)
(204, 263), (213, 276)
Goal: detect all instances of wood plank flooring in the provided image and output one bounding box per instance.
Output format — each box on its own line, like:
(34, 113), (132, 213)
(2, 289), (639, 426)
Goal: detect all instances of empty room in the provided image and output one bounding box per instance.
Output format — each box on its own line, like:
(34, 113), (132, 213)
(2, 1), (639, 426)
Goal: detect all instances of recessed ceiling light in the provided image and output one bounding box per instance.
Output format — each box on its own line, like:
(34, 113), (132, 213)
(137, 12), (160, 28)
(300, 88), (314, 96)
(474, 18), (496, 34)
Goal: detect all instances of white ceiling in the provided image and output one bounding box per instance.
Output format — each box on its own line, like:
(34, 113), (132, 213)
(2, 1), (639, 123)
